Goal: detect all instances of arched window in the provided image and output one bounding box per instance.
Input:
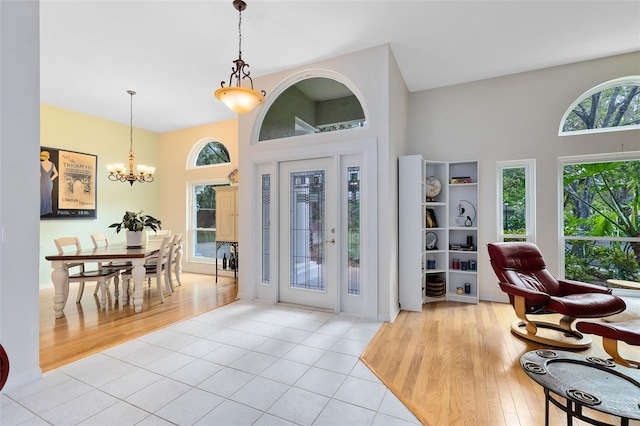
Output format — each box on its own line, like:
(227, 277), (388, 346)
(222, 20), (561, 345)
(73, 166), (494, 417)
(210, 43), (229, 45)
(258, 76), (367, 142)
(195, 141), (230, 166)
(559, 76), (640, 136)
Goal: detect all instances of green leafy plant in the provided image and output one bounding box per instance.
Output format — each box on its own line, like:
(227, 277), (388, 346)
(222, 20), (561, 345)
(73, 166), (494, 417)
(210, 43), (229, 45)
(109, 210), (162, 233)
(563, 161), (640, 283)
(564, 162), (640, 262)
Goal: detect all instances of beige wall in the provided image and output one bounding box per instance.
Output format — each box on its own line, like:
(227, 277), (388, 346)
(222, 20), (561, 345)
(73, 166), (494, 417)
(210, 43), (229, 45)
(158, 119), (238, 274)
(39, 104), (161, 286)
(39, 107), (240, 283)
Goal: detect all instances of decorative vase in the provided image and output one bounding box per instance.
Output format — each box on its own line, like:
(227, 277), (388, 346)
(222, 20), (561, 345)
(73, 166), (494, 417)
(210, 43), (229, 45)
(126, 231), (143, 248)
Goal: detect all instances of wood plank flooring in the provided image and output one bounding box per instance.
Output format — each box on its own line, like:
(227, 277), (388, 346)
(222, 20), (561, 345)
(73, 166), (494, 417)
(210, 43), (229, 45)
(40, 279), (639, 425)
(361, 301), (640, 426)
(39, 272), (237, 372)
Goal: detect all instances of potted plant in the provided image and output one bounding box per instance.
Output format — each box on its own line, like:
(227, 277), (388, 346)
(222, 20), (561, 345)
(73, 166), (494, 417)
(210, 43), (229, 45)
(109, 210), (162, 247)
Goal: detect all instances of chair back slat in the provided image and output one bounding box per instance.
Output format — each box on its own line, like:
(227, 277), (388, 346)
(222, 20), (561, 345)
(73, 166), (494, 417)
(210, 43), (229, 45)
(157, 235), (173, 267)
(54, 236), (81, 254)
(91, 233), (110, 249)
(146, 229), (172, 243)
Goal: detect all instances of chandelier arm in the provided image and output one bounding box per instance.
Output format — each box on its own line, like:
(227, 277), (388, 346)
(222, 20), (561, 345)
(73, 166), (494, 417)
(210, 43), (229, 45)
(227, 66), (238, 88)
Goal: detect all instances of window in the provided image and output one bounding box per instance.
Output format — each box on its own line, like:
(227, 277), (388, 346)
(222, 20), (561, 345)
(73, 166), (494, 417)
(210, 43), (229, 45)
(261, 173), (271, 284)
(560, 154), (640, 284)
(559, 76), (640, 136)
(259, 77), (366, 142)
(189, 181), (229, 262)
(497, 160), (535, 242)
(347, 166), (361, 295)
(193, 140), (230, 167)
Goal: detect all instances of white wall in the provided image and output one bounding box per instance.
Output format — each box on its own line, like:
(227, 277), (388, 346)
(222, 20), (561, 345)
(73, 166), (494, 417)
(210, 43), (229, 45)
(387, 48), (410, 320)
(408, 52), (640, 303)
(238, 45), (402, 321)
(0, 1), (42, 389)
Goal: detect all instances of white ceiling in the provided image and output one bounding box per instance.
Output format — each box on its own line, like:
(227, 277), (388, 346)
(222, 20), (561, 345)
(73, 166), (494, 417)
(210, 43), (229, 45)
(40, 0), (640, 133)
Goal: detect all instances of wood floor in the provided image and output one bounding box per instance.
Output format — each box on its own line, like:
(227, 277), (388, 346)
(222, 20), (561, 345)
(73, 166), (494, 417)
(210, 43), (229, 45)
(361, 301), (640, 426)
(39, 272), (238, 372)
(40, 279), (639, 425)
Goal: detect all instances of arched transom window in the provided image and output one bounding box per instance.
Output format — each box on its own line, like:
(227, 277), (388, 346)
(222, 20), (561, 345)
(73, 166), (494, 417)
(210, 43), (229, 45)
(559, 76), (640, 136)
(259, 77), (367, 142)
(195, 141), (230, 166)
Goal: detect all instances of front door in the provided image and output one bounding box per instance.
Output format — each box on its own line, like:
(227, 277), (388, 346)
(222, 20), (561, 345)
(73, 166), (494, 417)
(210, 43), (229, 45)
(279, 158), (337, 309)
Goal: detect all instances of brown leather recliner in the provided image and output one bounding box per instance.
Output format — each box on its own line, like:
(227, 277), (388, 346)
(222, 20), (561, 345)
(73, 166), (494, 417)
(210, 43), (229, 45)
(487, 242), (626, 349)
(576, 320), (640, 367)
(0, 343), (8, 391)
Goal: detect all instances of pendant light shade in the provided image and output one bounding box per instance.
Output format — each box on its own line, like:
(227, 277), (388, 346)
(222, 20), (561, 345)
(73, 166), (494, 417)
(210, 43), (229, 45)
(215, 0), (265, 114)
(215, 86), (264, 114)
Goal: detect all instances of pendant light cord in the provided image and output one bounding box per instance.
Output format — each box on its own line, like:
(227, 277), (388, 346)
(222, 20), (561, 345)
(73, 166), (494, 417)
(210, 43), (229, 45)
(129, 91), (135, 156)
(237, 5), (243, 60)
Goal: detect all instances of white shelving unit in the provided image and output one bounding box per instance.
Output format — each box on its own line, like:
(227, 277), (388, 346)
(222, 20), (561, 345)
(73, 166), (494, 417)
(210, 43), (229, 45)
(446, 161), (479, 303)
(399, 155), (479, 312)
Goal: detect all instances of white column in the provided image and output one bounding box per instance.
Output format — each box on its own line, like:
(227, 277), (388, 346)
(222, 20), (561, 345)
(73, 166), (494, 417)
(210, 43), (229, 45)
(0, 0), (42, 389)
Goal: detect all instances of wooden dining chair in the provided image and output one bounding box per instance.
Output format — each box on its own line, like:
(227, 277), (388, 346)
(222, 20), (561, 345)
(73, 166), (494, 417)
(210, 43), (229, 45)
(91, 233), (131, 267)
(145, 229), (171, 243)
(90, 233), (131, 300)
(54, 237), (121, 308)
(121, 235), (173, 303)
(143, 230), (171, 280)
(167, 233), (183, 290)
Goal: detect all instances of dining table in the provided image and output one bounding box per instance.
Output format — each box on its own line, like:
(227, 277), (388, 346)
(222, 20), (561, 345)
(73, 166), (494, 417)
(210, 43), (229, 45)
(45, 241), (161, 318)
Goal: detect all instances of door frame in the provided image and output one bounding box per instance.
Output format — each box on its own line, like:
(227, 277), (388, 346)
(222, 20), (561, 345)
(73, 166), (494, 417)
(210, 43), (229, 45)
(244, 137), (378, 319)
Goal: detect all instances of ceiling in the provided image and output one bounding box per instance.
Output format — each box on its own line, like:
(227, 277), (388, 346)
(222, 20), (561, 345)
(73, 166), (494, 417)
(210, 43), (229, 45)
(39, 1), (640, 133)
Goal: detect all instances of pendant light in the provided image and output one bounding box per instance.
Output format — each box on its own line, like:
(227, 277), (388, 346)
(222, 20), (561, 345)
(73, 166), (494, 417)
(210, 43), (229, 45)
(106, 90), (155, 185)
(215, 0), (266, 114)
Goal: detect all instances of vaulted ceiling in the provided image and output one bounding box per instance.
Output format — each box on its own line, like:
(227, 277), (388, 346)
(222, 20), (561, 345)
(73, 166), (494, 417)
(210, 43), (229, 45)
(40, 1), (640, 133)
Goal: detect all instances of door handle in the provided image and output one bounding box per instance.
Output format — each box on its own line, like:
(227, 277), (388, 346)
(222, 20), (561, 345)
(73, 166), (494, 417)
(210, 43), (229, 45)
(325, 238), (336, 244)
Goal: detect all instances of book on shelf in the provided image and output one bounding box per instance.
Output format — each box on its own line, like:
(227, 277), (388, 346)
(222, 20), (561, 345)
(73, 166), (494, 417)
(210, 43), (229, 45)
(451, 176), (472, 184)
(449, 244), (475, 251)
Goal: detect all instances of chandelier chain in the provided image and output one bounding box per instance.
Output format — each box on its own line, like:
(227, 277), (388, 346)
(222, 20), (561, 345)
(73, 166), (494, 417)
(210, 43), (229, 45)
(237, 4), (242, 60)
(129, 91), (134, 156)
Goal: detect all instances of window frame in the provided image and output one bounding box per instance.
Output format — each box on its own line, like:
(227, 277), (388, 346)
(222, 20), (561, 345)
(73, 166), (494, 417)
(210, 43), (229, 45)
(186, 137), (231, 170)
(497, 159), (536, 242)
(557, 151), (640, 280)
(559, 75), (640, 136)
(251, 70), (369, 145)
(187, 178), (229, 264)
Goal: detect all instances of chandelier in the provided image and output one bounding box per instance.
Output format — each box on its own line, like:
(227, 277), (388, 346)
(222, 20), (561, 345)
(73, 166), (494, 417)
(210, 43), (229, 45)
(107, 90), (155, 185)
(214, 0), (266, 114)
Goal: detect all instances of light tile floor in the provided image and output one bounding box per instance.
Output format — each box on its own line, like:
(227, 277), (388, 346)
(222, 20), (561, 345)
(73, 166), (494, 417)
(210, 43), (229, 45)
(1, 300), (421, 425)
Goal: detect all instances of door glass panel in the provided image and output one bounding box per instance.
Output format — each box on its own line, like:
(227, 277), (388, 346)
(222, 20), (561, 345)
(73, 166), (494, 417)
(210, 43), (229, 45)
(261, 174), (271, 284)
(347, 167), (361, 295)
(289, 170), (325, 291)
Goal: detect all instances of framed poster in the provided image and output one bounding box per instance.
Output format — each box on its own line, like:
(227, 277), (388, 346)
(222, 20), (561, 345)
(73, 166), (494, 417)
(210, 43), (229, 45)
(40, 147), (97, 219)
